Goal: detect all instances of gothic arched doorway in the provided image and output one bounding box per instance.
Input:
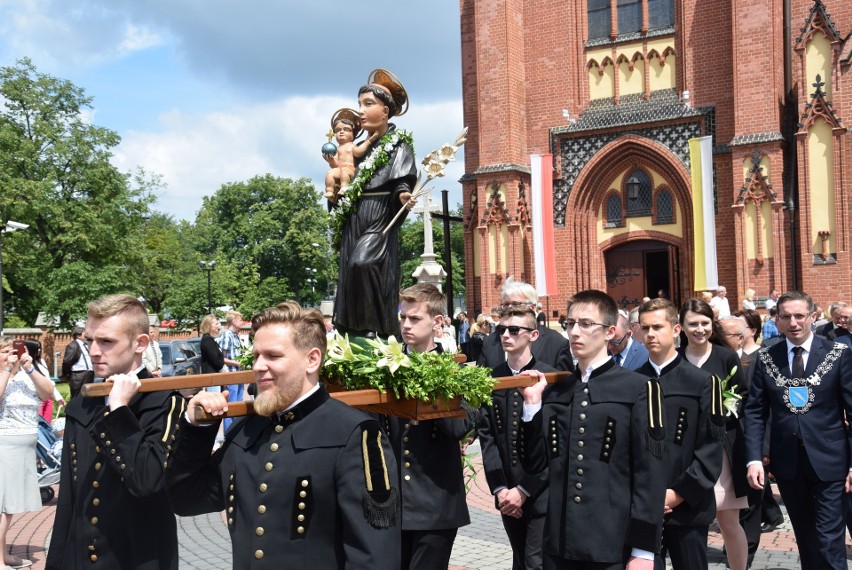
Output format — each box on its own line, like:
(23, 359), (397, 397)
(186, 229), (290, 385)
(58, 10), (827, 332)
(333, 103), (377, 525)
(605, 240), (681, 310)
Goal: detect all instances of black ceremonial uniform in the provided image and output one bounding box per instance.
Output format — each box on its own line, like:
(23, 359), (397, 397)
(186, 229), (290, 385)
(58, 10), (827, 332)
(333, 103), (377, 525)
(521, 359), (667, 566)
(46, 369), (186, 570)
(477, 357), (556, 569)
(637, 356), (724, 570)
(166, 386), (401, 569)
(382, 410), (472, 568)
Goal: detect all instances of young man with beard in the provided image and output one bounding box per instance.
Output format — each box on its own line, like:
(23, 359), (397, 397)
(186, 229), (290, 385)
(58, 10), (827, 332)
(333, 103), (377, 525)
(166, 302), (401, 568)
(636, 298), (724, 570)
(477, 306), (555, 569)
(383, 283), (472, 569)
(47, 294), (186, 570)
(518, 290), (667, 569)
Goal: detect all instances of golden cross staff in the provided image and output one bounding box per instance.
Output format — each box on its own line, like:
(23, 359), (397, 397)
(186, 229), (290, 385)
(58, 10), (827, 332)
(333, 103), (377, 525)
(80, 366), (570, 423)
(382, 128), (468, 236)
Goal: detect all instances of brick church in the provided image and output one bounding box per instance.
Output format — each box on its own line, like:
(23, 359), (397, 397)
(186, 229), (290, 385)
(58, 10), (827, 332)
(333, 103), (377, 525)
(459, 0), (851, 318)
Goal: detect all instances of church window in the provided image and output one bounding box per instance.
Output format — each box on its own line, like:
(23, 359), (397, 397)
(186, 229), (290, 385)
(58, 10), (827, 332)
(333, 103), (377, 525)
(606, 194), (623, 227)
(655, 188), (674, 224)
(588, 0), (612, 39)
(589, 0), (675, 39)
(625, 170), (652, 217)
(648, 0), (674, 29)
(617, 0), (642, 35)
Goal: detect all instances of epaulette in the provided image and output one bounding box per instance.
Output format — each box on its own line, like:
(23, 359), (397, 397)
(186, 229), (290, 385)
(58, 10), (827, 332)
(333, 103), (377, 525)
(708, 375), (727, 442)
(645, 379), (665, 458)
(361, 424), (399, 529)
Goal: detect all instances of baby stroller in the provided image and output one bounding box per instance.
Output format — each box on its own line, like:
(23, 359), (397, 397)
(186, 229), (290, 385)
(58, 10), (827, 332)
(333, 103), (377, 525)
(36, 415), (63, 503)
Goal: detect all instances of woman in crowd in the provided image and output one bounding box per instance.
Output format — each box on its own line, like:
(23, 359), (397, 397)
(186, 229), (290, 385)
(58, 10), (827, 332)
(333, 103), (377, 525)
(678, 299), (749, 570)
(26, 340), (64, 424)
(1, 337), (54, 569)
(199, 315), (225, 375)
(742, 288), (757, 311)
(466, 314), (491, 364)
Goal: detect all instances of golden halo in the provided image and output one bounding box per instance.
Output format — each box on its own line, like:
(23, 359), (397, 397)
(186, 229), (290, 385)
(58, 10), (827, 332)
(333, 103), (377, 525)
(331, 108), (362, 139)
(367, 68), (409, 117)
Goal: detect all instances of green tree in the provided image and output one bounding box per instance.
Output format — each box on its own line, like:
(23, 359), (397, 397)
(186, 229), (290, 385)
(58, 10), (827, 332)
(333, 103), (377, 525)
(0, 58), (154, 327)
(192, 175), (334, 315)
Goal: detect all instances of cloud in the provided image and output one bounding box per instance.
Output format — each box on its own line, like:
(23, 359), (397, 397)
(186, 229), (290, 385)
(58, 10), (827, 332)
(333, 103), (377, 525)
(113, 95), (465, 221)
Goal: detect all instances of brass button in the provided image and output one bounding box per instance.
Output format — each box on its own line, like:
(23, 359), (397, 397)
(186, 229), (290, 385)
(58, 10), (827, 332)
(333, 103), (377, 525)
(90, 517), (99, 525)
(120, 464), (126, 470)
(229, 495), (234, 502)
(297, 514), (305, 522)
(299, 490), (306, 498)
(92, 481), (100, 488)
(228, 507), (233, 513)
(105, 440), (111, 446)
(258, 505), (266, 514)
(275, 425), (284, 433)
(580, 401), (588, 407)
(88, 546), (95, 551)
(229, 474), (234, 480)
(403, 437), (409, 443)
(301, 480), (309, 487)
(577, 468), (584, 475)
(265, 462), (273, 471)
(578, 441), (584, 447)
(577, 454), (584, 461)
(228, 518), (233, 525)
(403, 450), (410, 456)
(298, 502), (305, 510)
(259, 483), (268, 492)
(255, 550), (264, 559)
(579, 413), (586, 421)
(94, 462), (102, 470)
(403, 423), (410, 429)
(162, 461), (168, 468)
(404, 462), (410, 468)
(256, 527), (264, 536)
(99, 433), (106, 439)
(229, 484), (234, 491)
(297, 526), (305, 534)
(576, 482), (583, 489)
(90, 555), (98, 562)
(92, 498), (100, 506)
(270, 443), (279, 452)
(574, 496), (581, 503)
(95, 446), (101, 453)
(404, 475), (411, 481)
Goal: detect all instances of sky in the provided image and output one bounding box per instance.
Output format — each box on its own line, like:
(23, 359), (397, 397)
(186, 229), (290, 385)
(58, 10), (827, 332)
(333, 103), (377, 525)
(0, 1), (465, 221)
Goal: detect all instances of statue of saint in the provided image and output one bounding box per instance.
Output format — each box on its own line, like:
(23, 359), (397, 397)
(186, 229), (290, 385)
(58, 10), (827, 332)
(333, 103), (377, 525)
(331, 69), (416, 338)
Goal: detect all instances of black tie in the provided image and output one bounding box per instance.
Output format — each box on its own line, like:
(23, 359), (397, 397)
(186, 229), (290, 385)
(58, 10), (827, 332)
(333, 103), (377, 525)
(792, 346), (805, 378)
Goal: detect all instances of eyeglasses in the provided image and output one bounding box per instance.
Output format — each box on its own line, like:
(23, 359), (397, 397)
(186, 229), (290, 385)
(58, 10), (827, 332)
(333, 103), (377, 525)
(564, 319), (609, 330)
(500, 301), (535, 310)
(777, 313), (812, 322)
(608, 332), (629, 345)
(495, 324), (536, 336)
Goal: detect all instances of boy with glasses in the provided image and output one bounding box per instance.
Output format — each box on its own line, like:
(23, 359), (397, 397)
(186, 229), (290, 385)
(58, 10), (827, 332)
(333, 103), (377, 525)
(745, 291), (852, 569)
(636, 298), (724, 570)
(518, 290), (667, 569)
(478, 306), (556, 569)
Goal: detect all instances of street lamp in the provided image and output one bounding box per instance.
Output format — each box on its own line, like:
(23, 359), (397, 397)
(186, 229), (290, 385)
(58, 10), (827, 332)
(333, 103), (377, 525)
(0, 220), (29, 333)
(305, 267), (318, 307)
(199, 260), (216, 314)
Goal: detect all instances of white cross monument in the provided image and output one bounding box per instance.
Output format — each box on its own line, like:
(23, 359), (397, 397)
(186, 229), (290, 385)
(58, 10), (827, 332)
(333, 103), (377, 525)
(410, 192), (447, 291)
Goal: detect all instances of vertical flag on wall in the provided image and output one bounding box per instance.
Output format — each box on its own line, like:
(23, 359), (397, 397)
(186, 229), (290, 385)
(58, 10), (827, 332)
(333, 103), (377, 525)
(530, 154), (558, 298)
(688, 136), (718, 291)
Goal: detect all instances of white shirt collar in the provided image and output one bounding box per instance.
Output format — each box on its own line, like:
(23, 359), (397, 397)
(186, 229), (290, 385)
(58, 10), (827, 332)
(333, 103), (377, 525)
(283, 383), (320, 412)
(785, 334), (814, 355)
(649, 352), (679, 376)
(580, 355), (611, 382)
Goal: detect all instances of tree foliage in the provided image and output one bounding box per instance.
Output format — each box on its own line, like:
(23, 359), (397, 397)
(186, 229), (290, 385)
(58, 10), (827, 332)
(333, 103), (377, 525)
(0, 58), (154, 327)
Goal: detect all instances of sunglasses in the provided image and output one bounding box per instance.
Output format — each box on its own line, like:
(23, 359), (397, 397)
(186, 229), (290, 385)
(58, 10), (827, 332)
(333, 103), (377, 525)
(496, 324), (536, 336)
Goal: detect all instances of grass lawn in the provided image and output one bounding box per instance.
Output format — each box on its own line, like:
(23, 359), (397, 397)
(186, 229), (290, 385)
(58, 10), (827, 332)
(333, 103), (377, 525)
(54, 380), (70, 417)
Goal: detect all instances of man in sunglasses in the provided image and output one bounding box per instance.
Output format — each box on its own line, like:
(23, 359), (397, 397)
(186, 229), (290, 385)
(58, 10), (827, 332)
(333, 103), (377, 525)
(477, 276), (574, 372)
(609, 309), (649, 371)
(477, 306), (556, 569)
(518, 290), (667, 569)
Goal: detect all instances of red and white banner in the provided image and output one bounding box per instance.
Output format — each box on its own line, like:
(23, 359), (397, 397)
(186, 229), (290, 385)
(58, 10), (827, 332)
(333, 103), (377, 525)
(530, 154), (558, 298)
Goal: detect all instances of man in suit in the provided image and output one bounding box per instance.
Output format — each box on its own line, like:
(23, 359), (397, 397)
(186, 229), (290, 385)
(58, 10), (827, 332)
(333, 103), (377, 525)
(477, 276), (574, 372)
(520, 290), (667, 569)
(745, 291), (852, 570)
(61, 325), (94, 397)
(636, 298), (724, 570)
(47, 295), (186, 569)
(609, 309), (649, 371)
(478, 306), (555, 569)
(384, 283), (471, 569)
(167, 302), (400, 568)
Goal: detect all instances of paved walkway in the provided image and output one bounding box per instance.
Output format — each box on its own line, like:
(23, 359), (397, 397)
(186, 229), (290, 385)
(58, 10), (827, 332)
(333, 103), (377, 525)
(8, 441), (851, 569)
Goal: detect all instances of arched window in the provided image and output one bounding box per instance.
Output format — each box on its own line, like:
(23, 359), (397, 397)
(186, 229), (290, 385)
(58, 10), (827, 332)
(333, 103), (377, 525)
(656, 188), (674, 224)
(606, 194), (622, 227)
(588, 0), (612, 39)
(588, 0), (674, 39)
(625, 170), (652, 217)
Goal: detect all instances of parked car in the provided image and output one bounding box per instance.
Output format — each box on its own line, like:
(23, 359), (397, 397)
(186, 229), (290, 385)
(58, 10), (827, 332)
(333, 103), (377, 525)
(159, 340), (202, 377)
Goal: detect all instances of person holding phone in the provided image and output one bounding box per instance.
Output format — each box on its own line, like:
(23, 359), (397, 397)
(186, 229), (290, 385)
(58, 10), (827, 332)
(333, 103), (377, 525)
(0, 336), (54, 569)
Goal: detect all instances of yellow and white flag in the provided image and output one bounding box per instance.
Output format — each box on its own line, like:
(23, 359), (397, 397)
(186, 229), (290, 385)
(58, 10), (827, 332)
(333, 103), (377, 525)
(689, 136), (718, 291)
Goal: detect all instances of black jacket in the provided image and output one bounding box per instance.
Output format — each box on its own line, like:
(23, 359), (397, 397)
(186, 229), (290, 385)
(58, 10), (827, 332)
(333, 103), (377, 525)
(167, 386), (401, 569)
(200, 333), (225, 374)
(522, 360), (667, 562)
(636, 356), (724, 527)
(46, 369), (186, 570)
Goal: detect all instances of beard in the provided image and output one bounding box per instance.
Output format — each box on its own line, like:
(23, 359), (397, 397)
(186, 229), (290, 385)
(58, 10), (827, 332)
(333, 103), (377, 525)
(253, 380), (302, 417)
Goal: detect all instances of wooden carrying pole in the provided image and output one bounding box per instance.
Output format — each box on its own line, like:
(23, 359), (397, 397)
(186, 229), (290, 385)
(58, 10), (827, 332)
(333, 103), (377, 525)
(80, 369), (572, 423)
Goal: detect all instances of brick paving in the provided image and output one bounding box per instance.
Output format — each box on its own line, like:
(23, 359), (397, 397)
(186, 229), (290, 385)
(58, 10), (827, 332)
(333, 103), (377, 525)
(7, 441), (851, 569)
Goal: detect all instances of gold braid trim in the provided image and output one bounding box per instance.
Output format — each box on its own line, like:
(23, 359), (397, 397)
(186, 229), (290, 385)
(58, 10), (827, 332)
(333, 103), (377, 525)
(361, 430), (373, 492)
(377, 432), (390, 491)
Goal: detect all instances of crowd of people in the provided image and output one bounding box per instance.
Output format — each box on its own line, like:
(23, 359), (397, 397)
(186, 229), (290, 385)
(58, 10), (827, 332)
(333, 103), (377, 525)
(0, 282), (849, 569)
